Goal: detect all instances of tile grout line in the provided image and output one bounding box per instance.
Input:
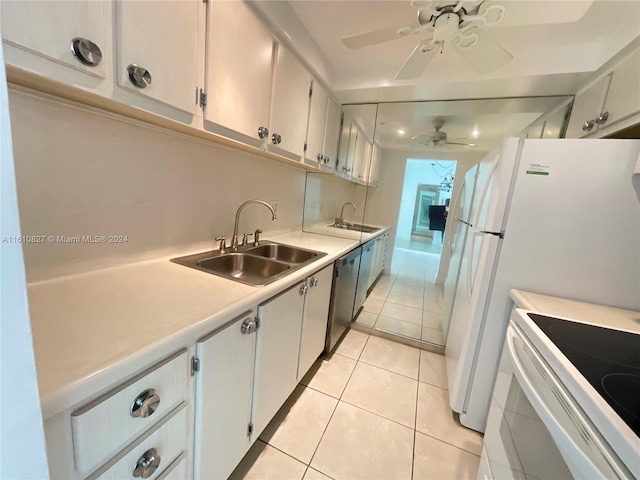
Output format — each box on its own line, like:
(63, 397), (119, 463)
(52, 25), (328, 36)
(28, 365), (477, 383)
(411, 350), (423, 480)
(417, 430), (483, 459)
(304, 333), (372, 479)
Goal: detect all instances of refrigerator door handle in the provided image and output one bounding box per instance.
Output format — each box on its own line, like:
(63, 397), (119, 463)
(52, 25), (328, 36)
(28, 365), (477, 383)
(470, 155), (498, 231)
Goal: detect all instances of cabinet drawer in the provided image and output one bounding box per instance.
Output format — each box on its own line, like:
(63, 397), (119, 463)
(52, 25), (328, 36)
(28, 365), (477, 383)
(156, 452), (187, 480)
(71, 350), (189, 474)
(88, 404), (188, 480)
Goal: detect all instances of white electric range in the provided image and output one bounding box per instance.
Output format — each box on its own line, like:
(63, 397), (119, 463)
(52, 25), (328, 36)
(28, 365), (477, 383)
(479, 291), (639, 479)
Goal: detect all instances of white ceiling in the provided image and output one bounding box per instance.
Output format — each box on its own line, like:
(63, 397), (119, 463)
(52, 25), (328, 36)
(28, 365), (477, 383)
(250, 0), (640, 103)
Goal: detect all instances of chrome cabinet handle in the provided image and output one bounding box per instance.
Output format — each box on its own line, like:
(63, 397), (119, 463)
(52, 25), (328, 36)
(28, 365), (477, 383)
(70, 37), (102, 67)
(258, 126), (269, 139)
(133, 448), (161, 478)
(582, 119), (595, 132)
(127, 64), (152, 89)
(323, 155), (329, 164)
(271, 133), (282, 145)
(241, 317), (257, 334)
(316, 153), (323, 162)
(595, 111), (609, 125)
(299, 284), (308, 296)
(130, 388), (160, 418)
(309, 277), (318, 287)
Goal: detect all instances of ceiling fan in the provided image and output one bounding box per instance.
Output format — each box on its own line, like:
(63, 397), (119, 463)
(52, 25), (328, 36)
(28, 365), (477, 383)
(411, 117), (476, 148)
(342, 0), (593, 79)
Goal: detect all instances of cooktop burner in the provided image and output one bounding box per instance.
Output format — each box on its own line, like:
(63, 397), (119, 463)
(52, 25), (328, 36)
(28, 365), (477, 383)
(527, 313), (640, 438)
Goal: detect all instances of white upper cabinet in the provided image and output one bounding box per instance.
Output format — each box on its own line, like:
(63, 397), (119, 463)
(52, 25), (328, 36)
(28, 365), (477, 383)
(600, 47), (640, 130)
(204, 0), (274, 146)
(566, 45), (640, 138)
(115, 0), (199, 113)
(368, 142), (382, 186)
(305, 80), (329, 167)
(336, 120), (351, 175)
(352, 131), (370, 183)
(1, 0), (111, 80)
(322, 97), (342, 172)
(565, 74), (611, 138)
(268, 44), (312, 161)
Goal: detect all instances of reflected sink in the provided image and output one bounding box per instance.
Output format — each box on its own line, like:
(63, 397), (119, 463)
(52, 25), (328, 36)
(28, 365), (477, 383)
(171, 240), (327, 287)
(245, 244), (318, 264)
(197, 253), (290, 283)
(328, 222), (381, 234)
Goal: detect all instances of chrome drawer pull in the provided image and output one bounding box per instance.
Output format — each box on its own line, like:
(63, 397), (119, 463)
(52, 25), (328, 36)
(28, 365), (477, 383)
(131, 388), (160, 418)
(133, 447), (161, 478)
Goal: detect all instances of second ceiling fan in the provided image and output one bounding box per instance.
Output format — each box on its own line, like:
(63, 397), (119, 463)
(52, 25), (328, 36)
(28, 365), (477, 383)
(342, 0), (593, 80)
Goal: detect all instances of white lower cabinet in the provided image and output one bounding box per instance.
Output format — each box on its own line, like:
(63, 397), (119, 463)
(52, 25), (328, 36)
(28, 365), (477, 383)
(297, 265), (333, 377)
(194, 310), (258, 480)
(252, 282), (306, 437)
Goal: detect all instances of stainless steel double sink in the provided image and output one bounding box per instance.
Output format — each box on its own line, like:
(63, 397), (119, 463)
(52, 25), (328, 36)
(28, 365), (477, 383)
(171, 241), (327, 286)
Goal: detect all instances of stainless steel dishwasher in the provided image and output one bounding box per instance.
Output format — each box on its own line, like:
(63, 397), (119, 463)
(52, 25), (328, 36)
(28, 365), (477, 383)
(353, 239), (374, 318)
(325, 247), (361, 353)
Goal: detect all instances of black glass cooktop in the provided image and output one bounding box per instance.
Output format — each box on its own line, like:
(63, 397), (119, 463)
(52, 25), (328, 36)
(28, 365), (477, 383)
(527, 313), (640, 438)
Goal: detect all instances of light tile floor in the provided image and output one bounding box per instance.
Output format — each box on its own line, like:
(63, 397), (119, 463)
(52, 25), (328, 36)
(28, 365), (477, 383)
(356, 248), (446, 344)
(230, 331), (482, 480)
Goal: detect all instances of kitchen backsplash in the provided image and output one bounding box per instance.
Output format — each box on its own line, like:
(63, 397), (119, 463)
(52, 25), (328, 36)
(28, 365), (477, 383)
(303, 173), (367, 228)
(9, 89), (307, 283)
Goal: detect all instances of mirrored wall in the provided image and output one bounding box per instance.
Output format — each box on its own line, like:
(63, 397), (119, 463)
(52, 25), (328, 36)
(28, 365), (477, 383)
(304, 95), (572, 347)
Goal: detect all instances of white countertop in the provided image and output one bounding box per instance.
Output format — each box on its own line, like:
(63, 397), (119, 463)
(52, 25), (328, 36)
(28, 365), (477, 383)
(28, 231), (360, 419)
(510, 289), (640, 333)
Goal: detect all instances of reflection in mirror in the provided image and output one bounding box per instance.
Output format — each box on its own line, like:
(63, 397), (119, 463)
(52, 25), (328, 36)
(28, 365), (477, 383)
(302, 104), (378, 241)
(360, 96), (572, 347)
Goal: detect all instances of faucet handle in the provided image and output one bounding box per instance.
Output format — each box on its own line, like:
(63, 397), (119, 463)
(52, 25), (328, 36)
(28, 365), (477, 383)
(215, 237), (227, 252)
(241, 233), (254, 247)
(254, 229), (263, 246)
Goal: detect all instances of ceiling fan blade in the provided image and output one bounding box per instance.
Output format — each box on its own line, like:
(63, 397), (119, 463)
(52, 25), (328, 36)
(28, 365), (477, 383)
(395, 40), (438, 80)
(455, 27), (512, 75)
(479, 0), (593, 27)
(342, 24), (412, 50)
(445, 141), (476, 146)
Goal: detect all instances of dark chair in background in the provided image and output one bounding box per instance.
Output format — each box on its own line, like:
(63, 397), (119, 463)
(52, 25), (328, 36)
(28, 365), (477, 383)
(428, 205), (447, 243)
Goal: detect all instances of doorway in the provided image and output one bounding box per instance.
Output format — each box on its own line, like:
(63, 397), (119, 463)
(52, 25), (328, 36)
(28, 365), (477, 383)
(355, 158), (457, 345)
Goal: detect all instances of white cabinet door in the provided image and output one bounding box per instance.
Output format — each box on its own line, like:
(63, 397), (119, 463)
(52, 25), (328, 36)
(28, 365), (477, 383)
(565, 74), (611, 138)
(269, 44), (312, 161)
(204, 0), (274, 146)
(601, 48), (640, 129)
(368, 143), (381, 186)
(305, 80), (329, 167)
(116, 0), (199, 113)
(194, 313), (257, 480)
(1, 0), (110, 78)
(336, 119), (351, 175)
(344, 124), (358, 177)
(322, 97), (342, 172)
(351, 132), (368, 182)
(253, 283), (305, 437)
(298, 265), (333, 378)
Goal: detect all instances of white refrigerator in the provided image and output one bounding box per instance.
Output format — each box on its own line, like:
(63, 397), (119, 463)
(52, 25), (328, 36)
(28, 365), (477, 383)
(445, 137), (640, 433)
(441, 164), (479, 338)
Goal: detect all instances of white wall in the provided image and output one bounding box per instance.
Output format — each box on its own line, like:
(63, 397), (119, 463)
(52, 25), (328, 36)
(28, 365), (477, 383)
(395, 159), (455, 242)
(9, 88), (308, 283)
(0, 43), (49, 478)
(364, 148), (485, 279)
